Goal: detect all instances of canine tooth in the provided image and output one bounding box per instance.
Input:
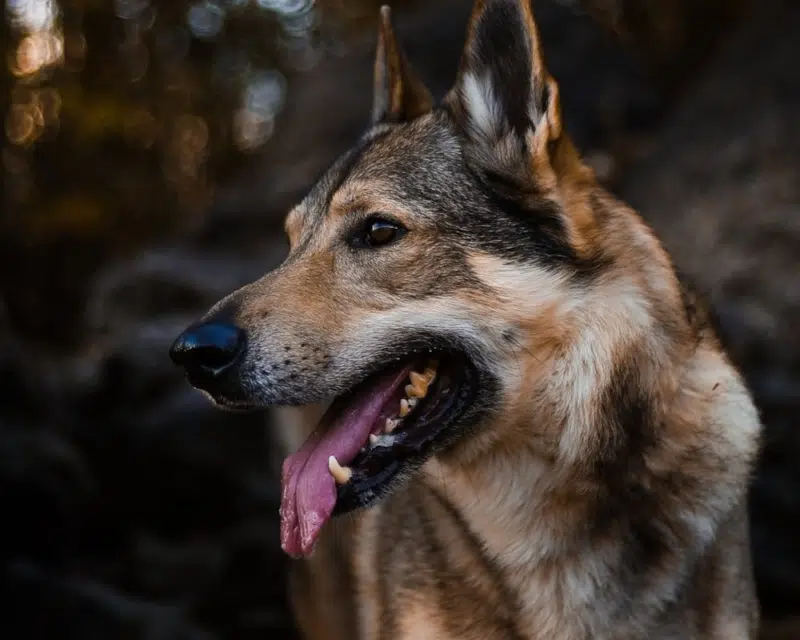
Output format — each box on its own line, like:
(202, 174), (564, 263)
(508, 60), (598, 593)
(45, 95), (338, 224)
(328, 456), (352, 484)
(385, 418), (399, 433)
(408, 371), (433, 397)
(409, 371), (429, 387)
(399, 399), (410, 417)
(369, 433), (380, 446)
(405, 383), (426, 399)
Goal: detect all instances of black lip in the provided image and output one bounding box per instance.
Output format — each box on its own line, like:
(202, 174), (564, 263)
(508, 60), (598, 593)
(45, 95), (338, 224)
(183, 363), (255, 410)
(332, 353), (479, 515)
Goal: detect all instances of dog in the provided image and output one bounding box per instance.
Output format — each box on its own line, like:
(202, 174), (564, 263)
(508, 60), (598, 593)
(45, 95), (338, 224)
(169, 1), (762, 637)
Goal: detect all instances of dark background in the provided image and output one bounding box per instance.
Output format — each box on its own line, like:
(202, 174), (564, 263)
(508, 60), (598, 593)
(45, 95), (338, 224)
(2, 0), (799, 637)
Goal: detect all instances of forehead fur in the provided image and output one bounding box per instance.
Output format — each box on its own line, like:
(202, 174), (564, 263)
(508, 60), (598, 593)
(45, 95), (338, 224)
(301, 111), (472, 224)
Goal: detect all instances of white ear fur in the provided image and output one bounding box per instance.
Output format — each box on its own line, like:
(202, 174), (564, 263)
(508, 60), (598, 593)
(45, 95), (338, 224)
(462, 72), (504, 141)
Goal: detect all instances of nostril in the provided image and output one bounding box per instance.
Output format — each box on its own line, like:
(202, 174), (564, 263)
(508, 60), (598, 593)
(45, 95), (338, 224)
(169, 322), (246, 374)
(189, 342), (237, 369)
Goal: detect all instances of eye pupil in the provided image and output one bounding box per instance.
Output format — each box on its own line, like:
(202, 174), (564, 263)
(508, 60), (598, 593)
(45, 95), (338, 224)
(350, 216), (406, 249)
(368, 221), (396, 245)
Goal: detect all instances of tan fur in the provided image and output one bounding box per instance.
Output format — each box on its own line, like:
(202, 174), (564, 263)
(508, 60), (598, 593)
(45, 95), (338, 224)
(197, 2), (762, 637)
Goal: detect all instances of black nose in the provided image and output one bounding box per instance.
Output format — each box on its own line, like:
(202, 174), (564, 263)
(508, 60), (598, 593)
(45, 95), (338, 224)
(169, 322), (246, 376)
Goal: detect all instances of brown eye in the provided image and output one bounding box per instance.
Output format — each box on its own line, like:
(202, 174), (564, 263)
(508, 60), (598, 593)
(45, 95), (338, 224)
(351, 217), (407, 249)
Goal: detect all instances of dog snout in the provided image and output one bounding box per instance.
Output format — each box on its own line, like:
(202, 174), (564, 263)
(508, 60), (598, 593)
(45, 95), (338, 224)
(169, 321), (246, 378)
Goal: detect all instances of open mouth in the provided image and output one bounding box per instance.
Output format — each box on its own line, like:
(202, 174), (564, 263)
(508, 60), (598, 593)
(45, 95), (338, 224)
(279, 352), (477, 558)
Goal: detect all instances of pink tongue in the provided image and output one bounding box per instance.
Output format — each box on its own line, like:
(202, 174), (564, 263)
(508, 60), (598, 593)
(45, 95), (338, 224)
(279, 365), (412, 557)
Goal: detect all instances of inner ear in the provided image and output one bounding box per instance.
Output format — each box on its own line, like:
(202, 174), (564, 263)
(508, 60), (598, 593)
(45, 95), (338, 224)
(371, 5), (433, 124)
(448, 0), (560, 148)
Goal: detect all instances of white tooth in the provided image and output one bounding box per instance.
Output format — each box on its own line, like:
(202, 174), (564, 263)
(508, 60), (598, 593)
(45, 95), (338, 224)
(399, 399), (410, 417)
(328, 456), (352, 484)
(407, 397), (418, 409)
(385, 418), (399, 433)
(369, 433), (380, 446)
(405, 383), (419, 398)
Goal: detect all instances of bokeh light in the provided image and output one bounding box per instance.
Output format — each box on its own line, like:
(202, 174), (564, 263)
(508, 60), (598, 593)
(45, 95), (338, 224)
(187, 2), (225, 40)
(8, 0), (58, 31)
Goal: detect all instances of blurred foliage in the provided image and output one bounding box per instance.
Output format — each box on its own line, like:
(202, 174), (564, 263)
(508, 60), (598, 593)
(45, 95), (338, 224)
(2, 0), (413, 349)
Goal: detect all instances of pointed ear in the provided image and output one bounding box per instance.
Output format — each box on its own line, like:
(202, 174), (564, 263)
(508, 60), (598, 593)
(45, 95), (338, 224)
(371, 6), (433, 124)
(449, 0), (563, 170)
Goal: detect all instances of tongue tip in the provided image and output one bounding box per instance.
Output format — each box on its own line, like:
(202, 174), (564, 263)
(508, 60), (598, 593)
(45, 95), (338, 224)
(280, 487), (335, 559)
(281, 540), (306, 559)
(298, 506), (331, 554)
(280, 521), (312, 558)
(279, 525), (320, 559)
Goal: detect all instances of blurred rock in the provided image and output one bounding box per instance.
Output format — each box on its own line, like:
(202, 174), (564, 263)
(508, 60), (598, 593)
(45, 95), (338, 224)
(1, 562), (212, 640)
(0, 428), (93, 567)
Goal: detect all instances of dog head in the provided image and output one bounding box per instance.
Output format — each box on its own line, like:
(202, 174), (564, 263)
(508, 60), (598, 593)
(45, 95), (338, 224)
(170, 0), (681, 557)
